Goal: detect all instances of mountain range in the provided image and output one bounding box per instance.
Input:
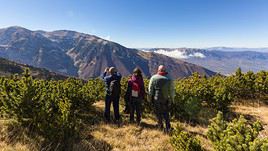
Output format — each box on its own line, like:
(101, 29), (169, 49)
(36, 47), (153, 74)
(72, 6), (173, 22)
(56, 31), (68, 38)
(146, 48), (268, 75)
(0, 26), (215, 79)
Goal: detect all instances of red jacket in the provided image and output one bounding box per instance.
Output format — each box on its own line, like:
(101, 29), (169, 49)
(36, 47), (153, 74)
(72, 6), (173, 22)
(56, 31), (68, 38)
(127, 75), (145, 99)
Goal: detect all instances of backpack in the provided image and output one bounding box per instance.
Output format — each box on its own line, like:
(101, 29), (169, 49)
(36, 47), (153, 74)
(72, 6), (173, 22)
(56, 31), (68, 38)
(109, 79), (121, 97)
(131, 80), (140, 98)
(153, 78), (169, 103)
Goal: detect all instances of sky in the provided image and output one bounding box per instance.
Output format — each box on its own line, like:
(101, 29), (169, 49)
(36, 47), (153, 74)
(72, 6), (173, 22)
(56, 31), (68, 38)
(0, 0), (267, 48)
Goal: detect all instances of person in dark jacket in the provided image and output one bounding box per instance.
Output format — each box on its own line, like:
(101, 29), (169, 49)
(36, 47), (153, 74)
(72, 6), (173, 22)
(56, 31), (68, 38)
(123, 74), (132, 114)
(125, 68), (145, 125)
(148, 65), (174, 132)
(101, 67), (122, 123)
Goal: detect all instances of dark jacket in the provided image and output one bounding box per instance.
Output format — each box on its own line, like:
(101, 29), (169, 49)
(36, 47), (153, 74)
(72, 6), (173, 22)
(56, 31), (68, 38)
(126, 75), (145, 100)
(101, 71), (122, 95)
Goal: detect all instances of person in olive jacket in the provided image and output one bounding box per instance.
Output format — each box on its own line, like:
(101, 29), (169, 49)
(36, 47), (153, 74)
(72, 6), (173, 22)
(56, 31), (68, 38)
(148, 65), (174, 132)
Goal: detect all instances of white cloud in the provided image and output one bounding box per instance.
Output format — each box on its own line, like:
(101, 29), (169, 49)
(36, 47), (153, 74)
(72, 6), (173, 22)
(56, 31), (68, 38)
(154, 49), (206, 59)
(141, 49), (150, 52)
(189, 52), (206, 58)
(154, 49), (189, 59)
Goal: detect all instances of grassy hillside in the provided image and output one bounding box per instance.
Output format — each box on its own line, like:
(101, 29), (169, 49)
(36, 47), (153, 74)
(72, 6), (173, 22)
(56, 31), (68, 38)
(0, 57), (68, 80)
(1, 100), (267, 151)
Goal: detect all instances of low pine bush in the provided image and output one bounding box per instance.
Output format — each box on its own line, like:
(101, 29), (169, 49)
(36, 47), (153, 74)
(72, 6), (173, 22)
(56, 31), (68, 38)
(207, 112), (267, 151)
(171, 125), (204, 151)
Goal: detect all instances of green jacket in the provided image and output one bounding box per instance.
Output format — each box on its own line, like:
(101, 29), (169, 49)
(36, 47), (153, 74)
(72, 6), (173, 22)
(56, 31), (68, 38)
(148, 74), (175, 103)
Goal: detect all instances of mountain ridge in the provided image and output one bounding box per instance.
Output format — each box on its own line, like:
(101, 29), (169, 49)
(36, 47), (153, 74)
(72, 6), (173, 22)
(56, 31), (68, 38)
(146, 48), (268, 75)
(0, 26), (216, 79)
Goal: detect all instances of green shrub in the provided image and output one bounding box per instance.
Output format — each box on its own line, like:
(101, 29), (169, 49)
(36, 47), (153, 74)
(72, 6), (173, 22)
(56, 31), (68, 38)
(207, 112), (266, 151)
(0, 69), (98, 149)
(171, 125), (204, 151)
(249, 138), (268, 151)
(172, 95), (202, 122)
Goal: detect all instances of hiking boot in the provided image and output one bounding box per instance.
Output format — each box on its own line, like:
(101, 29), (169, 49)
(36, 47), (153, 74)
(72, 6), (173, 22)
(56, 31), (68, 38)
(136, 120), (141, 127)
(129, 119), (135, 124)
(124, 108), (130, 114)
(113, 119), (121, 127)
(164, 127), (173, 135)
(157, 123), (164, 130)
(104, 118), (111, 124)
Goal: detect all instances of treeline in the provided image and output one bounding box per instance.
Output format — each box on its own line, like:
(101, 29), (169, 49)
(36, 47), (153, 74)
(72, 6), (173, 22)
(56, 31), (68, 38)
(171, 68), (268, 121)
(0, 68), (268, 150)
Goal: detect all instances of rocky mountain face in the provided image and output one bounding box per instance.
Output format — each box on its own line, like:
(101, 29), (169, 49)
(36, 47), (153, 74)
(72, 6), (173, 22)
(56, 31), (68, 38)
(147, 48), (268, 75)
(0, 27), (78, 76)
(0, 26), (216, 79)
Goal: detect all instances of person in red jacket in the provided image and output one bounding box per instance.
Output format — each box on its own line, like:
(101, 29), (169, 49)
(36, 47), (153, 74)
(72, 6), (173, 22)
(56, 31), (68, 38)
(125, 68), (145, 125)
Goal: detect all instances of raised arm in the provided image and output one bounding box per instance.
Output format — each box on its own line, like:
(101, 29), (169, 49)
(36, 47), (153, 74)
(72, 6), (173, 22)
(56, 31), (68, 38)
(101, 72), (108, 80)
(101, 67), (110, 80)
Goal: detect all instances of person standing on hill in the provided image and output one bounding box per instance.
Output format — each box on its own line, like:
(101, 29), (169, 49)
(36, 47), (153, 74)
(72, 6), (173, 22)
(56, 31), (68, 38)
(125, 68), (145, 125)
(148, 65), (175, 132)
(123, 74), (132, 114)
(102, 67), (122, 124)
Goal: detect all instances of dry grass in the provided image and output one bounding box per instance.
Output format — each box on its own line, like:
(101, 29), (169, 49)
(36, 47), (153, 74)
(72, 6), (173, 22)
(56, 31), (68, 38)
(1, 100), (268, 151)
(0, 119), (37, 151)
(91, 101), (215, 151)
(0, 142), (30, 151)
(90, 101), (173, 151)
(89, 122), (172, 151)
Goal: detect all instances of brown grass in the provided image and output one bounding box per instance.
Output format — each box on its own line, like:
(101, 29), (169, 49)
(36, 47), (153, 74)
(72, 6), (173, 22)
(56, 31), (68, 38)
(0, 119), (37, 151)
(0, 142), (30, 151)
(89, 122), (172, 151)
(1, 100), (268, 151)
(90, 101), (173, 151)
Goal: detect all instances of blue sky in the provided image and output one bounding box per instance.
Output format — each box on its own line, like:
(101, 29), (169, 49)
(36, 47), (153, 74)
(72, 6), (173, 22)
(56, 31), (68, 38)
(0, 0), (267, 48)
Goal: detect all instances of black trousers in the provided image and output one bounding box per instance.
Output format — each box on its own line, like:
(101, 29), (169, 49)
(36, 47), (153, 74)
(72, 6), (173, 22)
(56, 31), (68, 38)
(129, 97), (142, 123)
(104, 95), (120, 121)
(153, 101), (171, 130)
(124, 95), (130, 113)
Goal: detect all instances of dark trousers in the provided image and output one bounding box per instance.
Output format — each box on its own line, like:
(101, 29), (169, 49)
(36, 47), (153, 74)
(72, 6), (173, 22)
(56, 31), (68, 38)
(104, 95), (120, 121)
(124, 95), (130, 113)
(129, 97), (142, 123)
(154, 101), (171, 131)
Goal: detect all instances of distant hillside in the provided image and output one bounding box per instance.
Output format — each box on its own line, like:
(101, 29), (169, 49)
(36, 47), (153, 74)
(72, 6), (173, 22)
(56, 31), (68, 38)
(0, 57), (68, 80)
(0, 26), (216, 79)
(146, 48), (268, 75)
